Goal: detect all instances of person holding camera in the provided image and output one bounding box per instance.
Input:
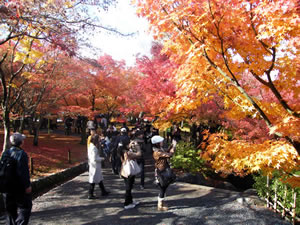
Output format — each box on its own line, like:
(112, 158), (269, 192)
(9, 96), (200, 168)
(151, 135), (175, 211)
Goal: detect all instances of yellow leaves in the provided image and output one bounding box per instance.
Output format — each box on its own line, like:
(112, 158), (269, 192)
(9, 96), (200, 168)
(14, 52), (26, 63)
(20, 39), (32, 52)
(204, 135), (299, 178)
(270, 116), (300, 142)
(31, 50), (43, 59)
(8, 83), (17, 89)
(23, 57), (35, 64)
(21, 72), (33, 79)
(64, 1), (74, 8)
(153, 120), (172, 131)
(13, 42), (44, 65)
(36, 60), (46, 69)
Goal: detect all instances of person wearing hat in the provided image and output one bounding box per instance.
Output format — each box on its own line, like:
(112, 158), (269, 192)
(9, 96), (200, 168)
(121, 122), (129, 134)
(151, 135), (175, 211)
(2, 132), (32, 225)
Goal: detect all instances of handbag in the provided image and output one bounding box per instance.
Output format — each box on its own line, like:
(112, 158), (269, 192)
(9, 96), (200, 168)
(157, 166), (176, 187)
(121, 159), (141, 178)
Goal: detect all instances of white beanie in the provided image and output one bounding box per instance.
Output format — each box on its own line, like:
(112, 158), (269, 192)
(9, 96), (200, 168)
(151, 135), (164, 144)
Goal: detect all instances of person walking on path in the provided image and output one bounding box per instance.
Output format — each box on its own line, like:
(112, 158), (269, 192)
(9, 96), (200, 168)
(171, 124), (181, 150)
(144, 124), (154, 154)
(111, 128), (130, 175)
(2, 132), (32, 225)
(118, 139), (142, 210)
(87, 128), (97, 149)
(151, 135), (175, 211)
(87, 134), (110, 199)
(86, 118), (97, 136)
(129, 129), (146, 189)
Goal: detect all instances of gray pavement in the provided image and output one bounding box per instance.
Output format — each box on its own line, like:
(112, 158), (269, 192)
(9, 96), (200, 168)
(27, 158), (290, 225)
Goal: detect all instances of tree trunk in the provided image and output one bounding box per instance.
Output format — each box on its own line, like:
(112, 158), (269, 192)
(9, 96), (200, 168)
(18, 114), (25, 133)
(33, 116), (42, 146)
(80, 117), (87, 145)
(28, 117), (34, 135)
(2, 110), (11, 154)
(33, 127), (38, 146)
(47, 118), (51, 134)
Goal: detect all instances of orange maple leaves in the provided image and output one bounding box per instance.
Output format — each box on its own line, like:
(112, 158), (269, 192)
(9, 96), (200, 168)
(134, 0), (300, 179)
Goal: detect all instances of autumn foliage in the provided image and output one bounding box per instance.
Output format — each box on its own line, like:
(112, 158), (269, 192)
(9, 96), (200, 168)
(134, 0), (300, 180)
(0, 0), (299, 187)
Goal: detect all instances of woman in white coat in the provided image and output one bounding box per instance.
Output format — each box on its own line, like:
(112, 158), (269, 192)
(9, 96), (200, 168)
(88, 134), (110, 199)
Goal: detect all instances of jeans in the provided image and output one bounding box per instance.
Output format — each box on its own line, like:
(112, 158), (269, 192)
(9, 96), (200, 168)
(3, 192), (32, 225)
(123, 175), (135, 206)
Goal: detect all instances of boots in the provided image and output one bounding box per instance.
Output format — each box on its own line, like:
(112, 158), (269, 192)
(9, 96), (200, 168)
(88, 183), (96, 199)
(99, 181), (110, 196)
(157, 197), (168, 211)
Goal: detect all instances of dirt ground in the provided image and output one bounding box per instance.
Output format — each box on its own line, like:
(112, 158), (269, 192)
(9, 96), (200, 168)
(0, 127), (87, 180)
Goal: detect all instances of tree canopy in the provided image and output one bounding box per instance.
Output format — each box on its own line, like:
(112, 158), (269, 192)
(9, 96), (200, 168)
(0, 0), (299, 184)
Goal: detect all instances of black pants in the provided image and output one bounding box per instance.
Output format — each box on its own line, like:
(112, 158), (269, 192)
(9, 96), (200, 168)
(111, 151), (121, 174)
(89, 181), (106, 196)
(158, 183), (169, 198)
(137, 159), (145, 187)
(3, 192), (32, 225)
(123, 175), (135, 206)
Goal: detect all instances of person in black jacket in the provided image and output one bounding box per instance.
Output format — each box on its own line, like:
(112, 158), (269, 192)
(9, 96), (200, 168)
(118, 139), (141, 210)
(2, 132), (32, 225)
(111, 128), (130, 175)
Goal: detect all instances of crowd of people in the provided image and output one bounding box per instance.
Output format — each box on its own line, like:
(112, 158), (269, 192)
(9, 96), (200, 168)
(86, 121), (178, 210)
(1, 119), (181, 224)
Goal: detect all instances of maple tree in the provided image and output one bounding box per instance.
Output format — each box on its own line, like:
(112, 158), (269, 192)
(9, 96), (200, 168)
(135, 0), (300, 177)
(0, 0), (126, 53)
(0, 0), (130, 150)
(121, 43), (178, 127)
(57, 54), (133, 140)
(0, 39), (44, 150)
(0, 40), (82, 149)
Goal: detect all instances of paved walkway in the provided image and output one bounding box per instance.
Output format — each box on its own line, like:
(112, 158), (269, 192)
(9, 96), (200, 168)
(25, 156), (290, 225)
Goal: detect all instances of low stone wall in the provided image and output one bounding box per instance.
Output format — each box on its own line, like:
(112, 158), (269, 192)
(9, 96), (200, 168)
(176, 172), (238, 191)
(0, 162), (87, 214)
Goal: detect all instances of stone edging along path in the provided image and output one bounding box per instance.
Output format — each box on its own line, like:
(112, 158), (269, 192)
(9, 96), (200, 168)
(0, 162), (88, 214)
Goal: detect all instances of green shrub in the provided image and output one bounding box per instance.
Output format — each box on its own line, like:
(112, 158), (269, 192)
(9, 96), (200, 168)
(253, 172), (300, 217)
(171, 141), (206, 174)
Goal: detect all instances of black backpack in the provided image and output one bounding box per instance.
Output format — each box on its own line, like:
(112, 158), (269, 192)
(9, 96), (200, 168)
(0, 152), (18, 193)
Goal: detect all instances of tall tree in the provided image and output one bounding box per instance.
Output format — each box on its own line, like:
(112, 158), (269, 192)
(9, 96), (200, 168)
(124, 43), (177, 126)
(0, 0), (128, 150)
(135, 0), (300, 175)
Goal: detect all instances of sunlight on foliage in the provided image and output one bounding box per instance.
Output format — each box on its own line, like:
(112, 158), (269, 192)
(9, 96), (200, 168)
(171, 141), (207, 174)
(202, 133), (300, 177)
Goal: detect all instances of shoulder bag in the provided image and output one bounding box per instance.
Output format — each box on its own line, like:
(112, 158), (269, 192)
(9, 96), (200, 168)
(121, 159), (141, 178)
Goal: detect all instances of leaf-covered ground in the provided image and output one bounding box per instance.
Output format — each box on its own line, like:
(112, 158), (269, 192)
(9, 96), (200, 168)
(0, 128), (87, 180)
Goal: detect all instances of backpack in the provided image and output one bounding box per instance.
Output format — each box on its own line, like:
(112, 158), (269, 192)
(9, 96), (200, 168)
(0, 152), (18, 193)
